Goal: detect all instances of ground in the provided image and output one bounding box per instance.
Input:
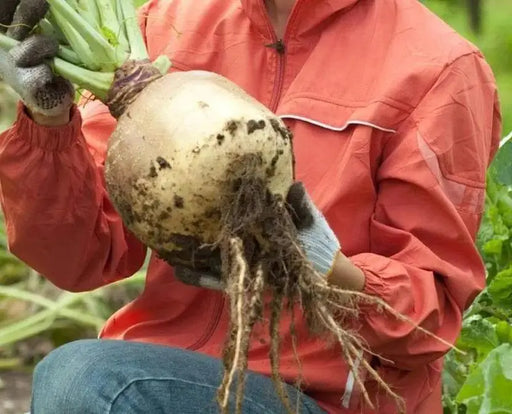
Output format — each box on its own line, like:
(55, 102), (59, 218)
(0, 372), (32, 414)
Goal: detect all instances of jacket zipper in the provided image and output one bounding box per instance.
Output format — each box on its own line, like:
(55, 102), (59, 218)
(188, 294), (225, 351)
(268, 39), (287, 112)
(261, 1), (299, 112)
(188, 3), (300, 354)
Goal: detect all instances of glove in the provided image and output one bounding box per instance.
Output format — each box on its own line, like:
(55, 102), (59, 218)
(285, 181), (341, 277)
(172, 182), (340, 290)
(174, 266), (225, 291)
(163, 234), (224, 290)
(0, 0), (73, 118)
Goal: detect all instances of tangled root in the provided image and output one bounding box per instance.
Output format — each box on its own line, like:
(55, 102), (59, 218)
(214, 154), (454, 414)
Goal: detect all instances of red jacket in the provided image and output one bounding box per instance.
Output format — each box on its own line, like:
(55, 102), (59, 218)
(0, 0), (501, 412)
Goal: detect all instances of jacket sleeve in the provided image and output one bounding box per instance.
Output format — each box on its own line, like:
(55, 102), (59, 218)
(0, 2), (159, 292)
(0, 102), (147, 292)
(350, 52), (501, 370)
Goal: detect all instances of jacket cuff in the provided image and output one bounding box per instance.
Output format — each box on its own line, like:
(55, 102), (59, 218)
(350, 253), (393, 313)
(13, 102), (82, 151)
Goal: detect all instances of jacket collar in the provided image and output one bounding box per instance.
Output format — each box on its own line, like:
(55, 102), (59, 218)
(240, 0), (361, 40)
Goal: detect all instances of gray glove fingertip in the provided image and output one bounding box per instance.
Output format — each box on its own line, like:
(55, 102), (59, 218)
(0, 0), (20, 33)
(32, 76), (74, 116)
(7, 0), (49, 40)
(11, 34), (59, 67)
(174, 266), (224, 291)
(16, 63), (53, 88)
(18, 67), (74, 117)
(286, 182), (314, 230)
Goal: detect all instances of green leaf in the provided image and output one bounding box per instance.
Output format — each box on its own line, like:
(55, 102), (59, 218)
(488, 267), (512, 309)
(495, 321), (512, 344)
(488, 206), (510, 238)
(443, 350), (470, 399)
(497, 192), (512, 228)
(456, 343), (512, 413)
(490, 140), (512, 186)
(458, 315), (499, 360)
(483, 239), (504, 256)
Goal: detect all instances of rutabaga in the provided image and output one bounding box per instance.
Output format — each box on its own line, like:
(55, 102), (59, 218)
(105, 70), (294, 261)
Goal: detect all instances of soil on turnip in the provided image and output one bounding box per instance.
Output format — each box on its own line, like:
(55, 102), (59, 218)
(247, 120), (266, 134)
(174, 195), (184, 208)
(226, 121), (239, 135)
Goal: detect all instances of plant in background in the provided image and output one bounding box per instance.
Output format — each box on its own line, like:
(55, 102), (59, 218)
(0, 217), (146, 370)
(442, 139), (512, 413)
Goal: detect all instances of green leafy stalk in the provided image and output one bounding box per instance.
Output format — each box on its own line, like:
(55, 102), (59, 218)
(76, 0), (101, 31)
(95, 0), (129, 55)
(0, 0), (169, 102)
(152, 55), (173, 76)
(57, 46), (82, 66)
(118, 0), (149, 61)
(115, 0), (128, 39)
(49, 5), (101, 71)
(46, 0), (120, 67)
(0, 33), (17, 50)
(38, 18), (67, 44)
(0, 32), (114, 100)
(51, 58), (114, 101)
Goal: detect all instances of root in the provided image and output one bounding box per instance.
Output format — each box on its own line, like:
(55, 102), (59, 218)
(217, 238), (265, 414)
(290, 309), (304, 412)
(214, 153), (453, 414)
(269, 290), (294, 413)
(218, 238), (248, 412)
(311, 281), (462, 354)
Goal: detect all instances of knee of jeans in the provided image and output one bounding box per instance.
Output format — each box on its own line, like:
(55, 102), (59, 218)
(32, 340), (114, 413)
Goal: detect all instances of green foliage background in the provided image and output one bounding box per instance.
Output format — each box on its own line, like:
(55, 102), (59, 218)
(424, 2), (512, 411)
(0, 1), (510, 412)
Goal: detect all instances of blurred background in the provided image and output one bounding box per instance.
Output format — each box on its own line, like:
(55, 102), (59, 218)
(0, 0), (511, 413)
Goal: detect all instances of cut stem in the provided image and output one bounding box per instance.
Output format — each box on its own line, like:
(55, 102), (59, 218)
(57, 45), (82, 66)
(52, 58), (114, 100)
(0, 33), (17, 49)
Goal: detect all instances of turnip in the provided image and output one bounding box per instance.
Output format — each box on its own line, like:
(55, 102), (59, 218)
(106, 70), (294, 262)
(0, 2), (452, 412)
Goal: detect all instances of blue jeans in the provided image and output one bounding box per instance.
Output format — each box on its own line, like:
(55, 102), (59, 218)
(31, 339), (327, 413)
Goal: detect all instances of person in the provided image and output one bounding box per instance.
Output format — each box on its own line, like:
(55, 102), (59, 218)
(0, 0), (502, 413)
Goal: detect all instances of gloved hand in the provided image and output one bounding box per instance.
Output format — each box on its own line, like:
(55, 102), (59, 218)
(285, 181), (341, 277)
(172, 182), (341, 290)
(165, 234), (225, 290)
(0, 0), (74, 118)
(174, 266), (225, 291)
